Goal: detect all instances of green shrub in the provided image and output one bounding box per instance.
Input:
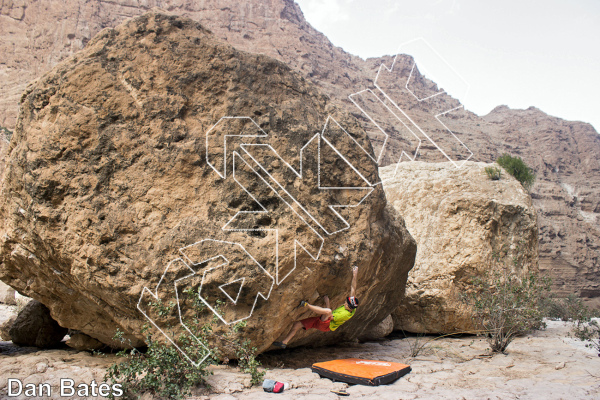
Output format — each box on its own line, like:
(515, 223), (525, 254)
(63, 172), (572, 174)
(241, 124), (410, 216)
(106, 326), (213, 400)
(106, 291), (264, 399)
(572, 319), (600, 357)
(0, 125), (12, 141)
(496, 153), (535, 191)
(485, 166), (502, 181)
(541, 294), (593, 321)
(468, 270), (550, 353)
(209, 319), (265, 386)
(464, 249), (551, 354)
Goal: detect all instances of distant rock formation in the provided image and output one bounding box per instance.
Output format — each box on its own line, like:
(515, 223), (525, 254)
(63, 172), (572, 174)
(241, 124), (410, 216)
(483, 106), (600, 308)
(0, 13), (416, 353)
(382, 161), (539, 333)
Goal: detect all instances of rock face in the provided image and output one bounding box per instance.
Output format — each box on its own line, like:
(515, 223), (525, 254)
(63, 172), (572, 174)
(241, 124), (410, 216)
(9, 300), (68, 347)
(0, 0), (365, 131)
(382, 161), (539, 333)
(0, 281), (16, 305)
(0, 13), (416, 353)
(483, 106), (600, 308)
(0, 316), (16, 341)
(357, 314), (393, 341)
(66, 332), (104, 351)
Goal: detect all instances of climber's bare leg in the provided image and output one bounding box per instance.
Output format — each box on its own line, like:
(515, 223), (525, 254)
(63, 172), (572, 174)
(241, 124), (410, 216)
(305, 302), (332, 321)
(282, 321), (303, 345)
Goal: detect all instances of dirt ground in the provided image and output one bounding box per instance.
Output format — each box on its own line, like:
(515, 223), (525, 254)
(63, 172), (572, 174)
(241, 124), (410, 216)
(1, 305), (599, 400)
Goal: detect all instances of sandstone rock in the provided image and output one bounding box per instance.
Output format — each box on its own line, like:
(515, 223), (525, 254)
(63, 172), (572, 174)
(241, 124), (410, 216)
(357, 314), (393, 341)
(205, 366), (252, 394)
(382, 161), (539, 333)
(9, 300), (67, 347)
(0, 316), (16, 341)
(0, 281), (16, 305)
(65, 332), (104, 351)
(0, 13), (416, 354)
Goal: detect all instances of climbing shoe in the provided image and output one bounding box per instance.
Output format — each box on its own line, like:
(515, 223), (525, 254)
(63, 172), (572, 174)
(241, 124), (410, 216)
(273, 341), (287, 349)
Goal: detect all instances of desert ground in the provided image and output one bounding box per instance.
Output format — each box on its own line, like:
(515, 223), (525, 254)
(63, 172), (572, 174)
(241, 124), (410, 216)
(1, 305), (598, 400)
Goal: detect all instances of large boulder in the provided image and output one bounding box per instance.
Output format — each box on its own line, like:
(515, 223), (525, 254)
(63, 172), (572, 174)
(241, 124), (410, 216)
(9, 300), (68, 347)
(0, 12), (416, 354)
(382, 161), (539, 333)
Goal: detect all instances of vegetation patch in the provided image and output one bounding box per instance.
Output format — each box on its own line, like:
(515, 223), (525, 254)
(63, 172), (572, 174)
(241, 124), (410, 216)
(0, 125), (12, 141)
(496, 153), (536, 191)
(464, 250), (551, 354)
(484, 166), (502, 181)
(105, 291), (264, 399)
(541, 293), (597, 322)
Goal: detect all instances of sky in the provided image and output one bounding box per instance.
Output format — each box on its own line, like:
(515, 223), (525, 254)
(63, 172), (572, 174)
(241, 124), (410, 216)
(294, 0), (600, 132)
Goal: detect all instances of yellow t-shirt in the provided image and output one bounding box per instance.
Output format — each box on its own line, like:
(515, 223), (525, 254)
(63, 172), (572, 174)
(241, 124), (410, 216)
(329, 305), (356, 331)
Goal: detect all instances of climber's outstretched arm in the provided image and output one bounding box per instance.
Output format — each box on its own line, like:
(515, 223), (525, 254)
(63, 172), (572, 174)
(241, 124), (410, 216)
(350, 265), (358, 297)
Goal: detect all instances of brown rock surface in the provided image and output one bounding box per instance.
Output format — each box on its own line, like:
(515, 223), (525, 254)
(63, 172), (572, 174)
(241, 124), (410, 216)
(66, 332), (104, 351)
(0, 316), (16, 341)
(0, 13), (416, 353)
(0, 280), (16, 305)
(9, 300), (68, 348)
(357, 314), (393, 342)
(0, 0), (365, 130)
(382, 161), (539, 333)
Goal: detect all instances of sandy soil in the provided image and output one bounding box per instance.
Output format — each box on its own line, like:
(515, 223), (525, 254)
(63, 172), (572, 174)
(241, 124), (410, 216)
(1, 305), (599, 399)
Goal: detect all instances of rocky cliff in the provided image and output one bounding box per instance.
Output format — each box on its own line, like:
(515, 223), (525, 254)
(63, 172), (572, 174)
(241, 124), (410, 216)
(483, 106), (600, 308)
(381, 161), (539, 333)
(0, 13), (416, 353)
(0, 0), (598, 307)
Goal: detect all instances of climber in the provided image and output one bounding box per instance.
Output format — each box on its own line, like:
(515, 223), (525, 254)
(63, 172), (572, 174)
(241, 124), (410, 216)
(273, 266), (359, 349)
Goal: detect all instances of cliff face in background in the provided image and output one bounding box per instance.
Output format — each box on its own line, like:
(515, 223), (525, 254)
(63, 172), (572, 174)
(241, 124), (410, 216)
(483, 106), (600, 307)
(0, 0), (598, 306)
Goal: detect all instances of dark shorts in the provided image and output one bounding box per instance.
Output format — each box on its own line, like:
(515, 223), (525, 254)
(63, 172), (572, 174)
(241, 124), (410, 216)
(301, 316), (332, 332)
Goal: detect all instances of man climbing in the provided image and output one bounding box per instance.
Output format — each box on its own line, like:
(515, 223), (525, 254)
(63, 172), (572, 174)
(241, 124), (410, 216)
(273, 266), (359, 349)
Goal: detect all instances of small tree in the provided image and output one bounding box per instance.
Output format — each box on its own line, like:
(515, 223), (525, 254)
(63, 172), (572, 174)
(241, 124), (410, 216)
(541, 293), (593, 322)
(466, 256), (551, 353)
(496, 153), (535, 191)
(572, 319), (600, 357)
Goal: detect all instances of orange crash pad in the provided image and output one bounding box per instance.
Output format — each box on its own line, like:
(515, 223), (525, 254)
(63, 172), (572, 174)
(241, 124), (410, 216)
(311, 358), (411, 386)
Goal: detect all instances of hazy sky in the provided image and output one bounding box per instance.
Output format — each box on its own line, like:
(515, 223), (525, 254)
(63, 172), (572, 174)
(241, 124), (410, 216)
(294, 0), (600, 132)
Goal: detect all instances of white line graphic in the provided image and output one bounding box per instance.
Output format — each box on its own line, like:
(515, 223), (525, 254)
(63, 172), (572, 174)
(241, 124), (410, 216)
(349, 37), (474, 176)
